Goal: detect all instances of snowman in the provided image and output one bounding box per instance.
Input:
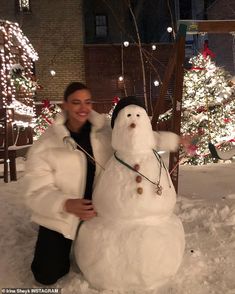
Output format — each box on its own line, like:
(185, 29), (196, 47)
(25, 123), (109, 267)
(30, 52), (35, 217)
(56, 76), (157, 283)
(74, 96), (185, 291)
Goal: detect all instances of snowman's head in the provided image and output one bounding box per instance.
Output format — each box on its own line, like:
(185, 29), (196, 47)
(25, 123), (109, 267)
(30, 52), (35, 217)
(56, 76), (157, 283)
(111, 104), (156, 153)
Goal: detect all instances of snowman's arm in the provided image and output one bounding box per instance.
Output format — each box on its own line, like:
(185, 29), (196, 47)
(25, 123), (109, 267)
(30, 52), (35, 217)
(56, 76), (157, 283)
(154, 131), (180, 152)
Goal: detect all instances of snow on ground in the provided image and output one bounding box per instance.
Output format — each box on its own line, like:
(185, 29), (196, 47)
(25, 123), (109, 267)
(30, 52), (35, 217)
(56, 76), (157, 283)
(0, 158), (235, 293)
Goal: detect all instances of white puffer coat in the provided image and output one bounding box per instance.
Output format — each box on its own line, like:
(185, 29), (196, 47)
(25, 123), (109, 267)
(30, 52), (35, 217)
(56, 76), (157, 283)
(23, 110), (113, 240)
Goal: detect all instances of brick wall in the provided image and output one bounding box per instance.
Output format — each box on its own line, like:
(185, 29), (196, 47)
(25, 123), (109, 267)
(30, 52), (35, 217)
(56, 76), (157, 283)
(0, 0), (85, 101)
(207, 0), (235, 75)
(84, 44), (174, 117)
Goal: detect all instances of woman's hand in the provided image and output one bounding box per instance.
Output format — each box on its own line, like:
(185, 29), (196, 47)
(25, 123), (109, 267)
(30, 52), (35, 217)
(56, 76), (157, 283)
(64, 198), (97, 221)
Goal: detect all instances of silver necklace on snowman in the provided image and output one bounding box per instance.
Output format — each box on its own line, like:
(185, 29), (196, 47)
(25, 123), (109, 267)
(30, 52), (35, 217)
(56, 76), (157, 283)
(114, 149), (171, 196)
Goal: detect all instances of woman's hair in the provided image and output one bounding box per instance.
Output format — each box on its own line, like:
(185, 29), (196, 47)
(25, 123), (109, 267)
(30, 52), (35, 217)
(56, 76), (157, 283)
(64, 82), (89, 101)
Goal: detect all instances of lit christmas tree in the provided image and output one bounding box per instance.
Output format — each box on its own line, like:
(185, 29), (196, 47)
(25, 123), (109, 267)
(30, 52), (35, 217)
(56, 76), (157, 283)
(34, 99), (61, 140)
(181, 52), (235, 165)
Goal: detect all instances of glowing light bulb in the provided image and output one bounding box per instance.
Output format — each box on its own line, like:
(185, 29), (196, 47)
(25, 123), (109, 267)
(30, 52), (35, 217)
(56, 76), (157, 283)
(123, 41), (129, 47)
(50, 69), (56, 76)
(167, 27), (173, 33)
(154, 80), (159, 87)
(152, 44), (156, 51)
(118, 76), (124, 82)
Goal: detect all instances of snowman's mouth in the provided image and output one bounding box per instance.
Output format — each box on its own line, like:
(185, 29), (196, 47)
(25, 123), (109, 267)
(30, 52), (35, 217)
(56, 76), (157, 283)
(129, 123), (136, 128)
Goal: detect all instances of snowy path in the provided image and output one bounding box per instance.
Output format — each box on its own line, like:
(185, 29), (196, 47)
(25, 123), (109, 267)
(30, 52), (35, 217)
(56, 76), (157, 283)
(0, 160), (235, 293)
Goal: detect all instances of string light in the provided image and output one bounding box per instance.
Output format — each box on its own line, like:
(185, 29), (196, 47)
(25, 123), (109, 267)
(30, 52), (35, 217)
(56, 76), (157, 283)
(154, 80), (159, 86)
(118, 76), (124, 82)
(9, 100), (35, 117)
(12, 120), (33, 128)
(152, 44), (157, 51)
(50, 69), (56, 76)
(0, 20), (38, 127)
(167, 27), (173, 33)
(123, 41), (129, 47)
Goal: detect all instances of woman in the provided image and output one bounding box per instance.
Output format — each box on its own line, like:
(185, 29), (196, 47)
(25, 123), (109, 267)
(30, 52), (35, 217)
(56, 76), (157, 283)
(24, 82), (113, 285)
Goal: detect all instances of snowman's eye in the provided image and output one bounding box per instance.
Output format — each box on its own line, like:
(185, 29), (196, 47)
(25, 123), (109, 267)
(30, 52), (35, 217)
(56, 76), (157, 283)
(127, 114), (131, 117)
(136, 114), (140, 117)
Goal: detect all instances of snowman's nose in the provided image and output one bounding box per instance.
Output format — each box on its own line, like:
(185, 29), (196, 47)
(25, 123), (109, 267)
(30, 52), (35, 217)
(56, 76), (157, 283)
(130, 123), (136, 128)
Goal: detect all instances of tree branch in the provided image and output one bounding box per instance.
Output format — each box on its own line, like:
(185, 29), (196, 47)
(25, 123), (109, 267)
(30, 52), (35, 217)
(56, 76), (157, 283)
(126, 0), (148, 112)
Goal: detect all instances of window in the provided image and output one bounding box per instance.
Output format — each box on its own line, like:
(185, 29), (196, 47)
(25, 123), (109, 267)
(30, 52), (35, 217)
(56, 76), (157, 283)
(95, 15), (108, 38)
(16, 0), (31, 13)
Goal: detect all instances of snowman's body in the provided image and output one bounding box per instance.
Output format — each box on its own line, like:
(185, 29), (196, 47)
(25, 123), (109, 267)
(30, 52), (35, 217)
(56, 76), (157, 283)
(75, 105), (185, 291)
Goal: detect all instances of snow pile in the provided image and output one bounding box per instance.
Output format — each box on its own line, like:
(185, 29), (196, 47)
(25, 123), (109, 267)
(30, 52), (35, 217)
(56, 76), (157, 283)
(0, 159), (235, 293)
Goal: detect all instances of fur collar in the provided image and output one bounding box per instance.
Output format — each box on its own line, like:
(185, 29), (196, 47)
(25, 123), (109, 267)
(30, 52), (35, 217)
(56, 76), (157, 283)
(52, 110), (110, 144)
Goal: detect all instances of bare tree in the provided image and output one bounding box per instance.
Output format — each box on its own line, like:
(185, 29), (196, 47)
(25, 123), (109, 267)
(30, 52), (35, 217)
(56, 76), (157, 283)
(132, 0), (145, 21)
(167, 0), (176, 40)
(121, 42), (128, 96)
(126, 0), (148, 112)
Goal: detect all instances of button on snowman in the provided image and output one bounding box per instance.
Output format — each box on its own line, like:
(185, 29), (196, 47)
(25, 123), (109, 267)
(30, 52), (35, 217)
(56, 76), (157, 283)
(75, 96), (185, 291)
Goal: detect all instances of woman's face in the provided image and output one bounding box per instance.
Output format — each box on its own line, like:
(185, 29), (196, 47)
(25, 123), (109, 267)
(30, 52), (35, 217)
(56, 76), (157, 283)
(63, 89), (93, 126)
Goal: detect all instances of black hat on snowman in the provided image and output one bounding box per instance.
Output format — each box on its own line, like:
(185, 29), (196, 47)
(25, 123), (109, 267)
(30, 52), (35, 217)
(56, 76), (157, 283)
(111, 96), (146, 128)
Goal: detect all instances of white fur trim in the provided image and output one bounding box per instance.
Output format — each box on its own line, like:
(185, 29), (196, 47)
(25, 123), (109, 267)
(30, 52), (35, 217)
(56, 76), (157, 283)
(154, 131), (179, 152)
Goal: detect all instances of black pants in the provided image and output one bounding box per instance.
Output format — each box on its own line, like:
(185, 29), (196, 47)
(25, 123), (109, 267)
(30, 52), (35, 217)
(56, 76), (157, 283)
(31, 226), (72, 285)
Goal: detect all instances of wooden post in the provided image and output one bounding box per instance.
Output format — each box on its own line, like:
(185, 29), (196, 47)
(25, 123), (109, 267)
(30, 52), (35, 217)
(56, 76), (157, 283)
(168, 24), (186, 193)
(151, 42), (177, 130)
(151, 25), (187, 131)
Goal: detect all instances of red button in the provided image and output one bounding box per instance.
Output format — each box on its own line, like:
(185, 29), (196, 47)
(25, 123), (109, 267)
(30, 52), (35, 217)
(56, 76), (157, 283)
(137, 187), (143, 194)
(133, 164), (140, 171)
(136, 175), (142, 183)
